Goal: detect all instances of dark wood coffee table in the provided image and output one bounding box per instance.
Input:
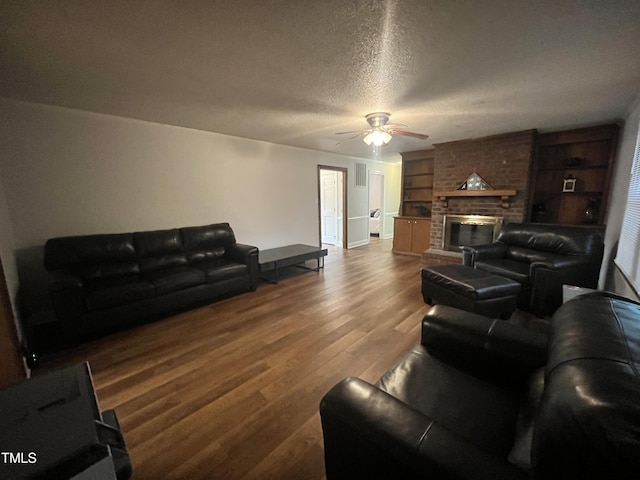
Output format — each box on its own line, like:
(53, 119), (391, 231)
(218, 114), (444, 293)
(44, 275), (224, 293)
(258, 244), (328, 284)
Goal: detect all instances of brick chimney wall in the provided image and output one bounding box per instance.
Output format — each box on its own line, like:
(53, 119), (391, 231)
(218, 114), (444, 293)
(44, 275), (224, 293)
(430, 130), (536, 250)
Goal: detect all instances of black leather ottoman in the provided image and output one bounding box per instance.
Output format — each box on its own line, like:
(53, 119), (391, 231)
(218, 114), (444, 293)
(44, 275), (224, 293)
(421, 264), (521, 319)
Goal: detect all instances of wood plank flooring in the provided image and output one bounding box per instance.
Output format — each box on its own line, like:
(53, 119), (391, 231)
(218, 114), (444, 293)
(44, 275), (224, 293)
(44, 238), (431, 479)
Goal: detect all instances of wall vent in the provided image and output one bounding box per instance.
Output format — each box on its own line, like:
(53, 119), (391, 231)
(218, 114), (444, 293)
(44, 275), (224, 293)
(355, 162), (367, 188)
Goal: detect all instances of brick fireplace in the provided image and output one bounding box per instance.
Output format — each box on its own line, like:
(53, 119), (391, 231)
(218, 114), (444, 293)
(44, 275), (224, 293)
(429, 130), (535, 252)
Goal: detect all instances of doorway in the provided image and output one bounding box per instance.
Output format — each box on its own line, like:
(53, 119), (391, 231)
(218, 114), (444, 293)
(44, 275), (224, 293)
(369, 172), (384, 238)
(318, 166), (347, 249)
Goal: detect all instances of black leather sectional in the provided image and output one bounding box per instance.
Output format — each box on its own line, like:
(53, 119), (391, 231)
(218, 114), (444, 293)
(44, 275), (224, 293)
(320, 291), (640, 479)
(44, 223), (258, 344)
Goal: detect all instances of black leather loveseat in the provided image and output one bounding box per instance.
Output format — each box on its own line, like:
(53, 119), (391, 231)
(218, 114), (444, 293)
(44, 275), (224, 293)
(462, 223), (604, 317)
(320, 291), (640, 479)
(44, 223), (258, 343)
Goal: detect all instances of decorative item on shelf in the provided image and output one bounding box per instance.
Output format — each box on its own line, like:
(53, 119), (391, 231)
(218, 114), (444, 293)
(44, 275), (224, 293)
(562, 174), (577, 192)
(562, 157), (583, 167)
(584, 197), (601, 224)
(457, 172), (492, 191)
(415, 205), (431, 217)
(531, 202), (549, 223)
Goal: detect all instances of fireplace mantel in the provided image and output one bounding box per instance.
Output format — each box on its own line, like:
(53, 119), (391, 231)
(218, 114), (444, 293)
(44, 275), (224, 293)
(433, 189), (517, 208)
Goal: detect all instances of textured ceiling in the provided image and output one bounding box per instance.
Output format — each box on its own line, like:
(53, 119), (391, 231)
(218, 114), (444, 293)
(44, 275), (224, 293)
(1, 0), (640, 160)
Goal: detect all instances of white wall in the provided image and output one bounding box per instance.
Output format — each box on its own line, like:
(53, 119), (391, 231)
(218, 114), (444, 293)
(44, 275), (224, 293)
(601, 95), (640, 301)
(382, 162), (401, 239)
(0, 98), (400, 312)
(369, 173), (383, 211)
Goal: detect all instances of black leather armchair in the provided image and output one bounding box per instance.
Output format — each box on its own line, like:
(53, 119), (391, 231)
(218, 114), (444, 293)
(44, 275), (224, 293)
(462, 223), (604, 317)
(320, 292), (640, 479)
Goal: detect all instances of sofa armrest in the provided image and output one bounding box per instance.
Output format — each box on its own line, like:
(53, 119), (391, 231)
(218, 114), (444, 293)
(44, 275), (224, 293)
(462, 243), (508, 266)
(227, 243), (259, 290)
(530, 254), (595, 271)
(320, 378), (526, 480)
(528, 259), (602, 317)
(421, 305), (548, 377)
(227, 242), (258, 262)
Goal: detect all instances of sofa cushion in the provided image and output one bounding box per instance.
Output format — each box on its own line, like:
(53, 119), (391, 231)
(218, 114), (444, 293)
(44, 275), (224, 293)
(45, 233), (140, 281)
(496, 223), (604, 256)
(196, 259), (249, 283)
(85, 275), (155, 311)
(376, 345), (521, 458)
(180, 224), (236, 265)
(475, 259), (530, 285)
(144, 266), (205, 295)
(505, 246), (558, 265)
(134, 229), (188, 273)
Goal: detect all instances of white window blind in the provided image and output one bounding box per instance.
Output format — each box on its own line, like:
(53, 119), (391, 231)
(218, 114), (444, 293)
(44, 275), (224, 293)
(614, 119), (640, 294)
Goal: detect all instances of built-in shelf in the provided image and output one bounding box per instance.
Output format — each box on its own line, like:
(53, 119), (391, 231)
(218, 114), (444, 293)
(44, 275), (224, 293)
(530, 124), (619, 225)
(396, 149), (435, 255)
(434, 190), (517, 208)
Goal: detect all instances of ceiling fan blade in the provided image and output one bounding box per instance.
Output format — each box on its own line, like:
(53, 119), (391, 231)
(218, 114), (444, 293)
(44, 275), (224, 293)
(389, 129), (429, 140)
(335, 129), (367, 135)
(336, 131), (367, 145)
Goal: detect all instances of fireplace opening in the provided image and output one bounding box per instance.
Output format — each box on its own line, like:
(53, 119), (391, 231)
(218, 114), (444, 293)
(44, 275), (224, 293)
(443, 215), (503, 252)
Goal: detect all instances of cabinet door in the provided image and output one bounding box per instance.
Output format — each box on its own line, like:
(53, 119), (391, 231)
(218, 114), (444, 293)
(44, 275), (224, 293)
(411, 219), (431, 253)
(393, 218), (413, 253)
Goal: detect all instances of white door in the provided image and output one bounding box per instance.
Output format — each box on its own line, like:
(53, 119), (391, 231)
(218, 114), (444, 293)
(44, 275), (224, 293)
(320, 170), (338, 245)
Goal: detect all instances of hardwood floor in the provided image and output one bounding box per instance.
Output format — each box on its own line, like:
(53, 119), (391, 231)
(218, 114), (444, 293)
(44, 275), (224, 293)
(44, 238), (431, 479)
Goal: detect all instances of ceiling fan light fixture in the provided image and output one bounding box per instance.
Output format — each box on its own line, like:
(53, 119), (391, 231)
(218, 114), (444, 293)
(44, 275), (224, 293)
(336, 112), (427, 150)
(364, 129), (392, 146)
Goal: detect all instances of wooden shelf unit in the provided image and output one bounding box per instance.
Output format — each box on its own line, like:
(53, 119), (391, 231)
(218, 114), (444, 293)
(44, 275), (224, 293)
(394, 149), (435, 255)
(530, 124), (619, 225)
(400, 149), (435, 217)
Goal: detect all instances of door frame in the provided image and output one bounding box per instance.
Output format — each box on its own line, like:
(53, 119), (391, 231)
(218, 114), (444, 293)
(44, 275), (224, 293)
(0, 259), (26, 387)
(318, 165), (348, 249)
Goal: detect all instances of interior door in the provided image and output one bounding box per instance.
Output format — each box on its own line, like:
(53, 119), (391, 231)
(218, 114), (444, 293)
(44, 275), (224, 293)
(320, 170), (338, 245)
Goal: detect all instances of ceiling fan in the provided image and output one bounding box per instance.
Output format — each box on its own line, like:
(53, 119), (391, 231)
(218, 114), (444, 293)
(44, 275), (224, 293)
(336, 112), (429, 148)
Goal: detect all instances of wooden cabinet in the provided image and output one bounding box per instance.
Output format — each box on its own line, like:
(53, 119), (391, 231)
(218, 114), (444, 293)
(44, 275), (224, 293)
(393, 217), (431, 255)
(400, 149), (435, 217)
(394, 149), (434, 255)
(530, 124), (618, 225)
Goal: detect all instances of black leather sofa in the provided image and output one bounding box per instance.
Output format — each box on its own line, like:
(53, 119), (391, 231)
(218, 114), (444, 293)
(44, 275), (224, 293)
(320, 291), (640, 479)
(462, 223), (604, 317)
(44, 223), (258, 343)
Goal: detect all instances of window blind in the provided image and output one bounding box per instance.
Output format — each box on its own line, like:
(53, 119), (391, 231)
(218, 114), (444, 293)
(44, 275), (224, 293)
(614, 119), (640, 294)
